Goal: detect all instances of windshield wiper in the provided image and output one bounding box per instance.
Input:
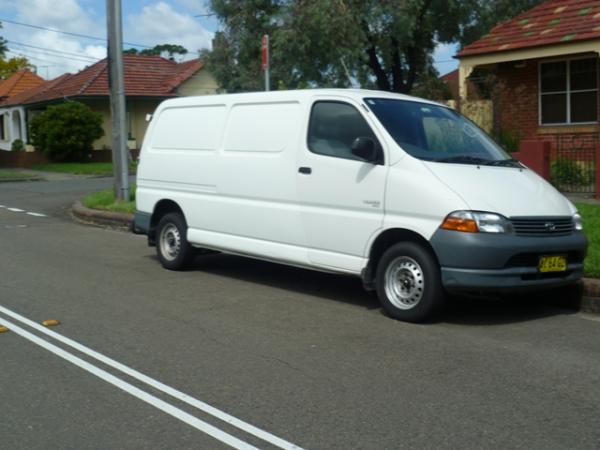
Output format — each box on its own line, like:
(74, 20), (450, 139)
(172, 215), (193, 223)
(432, 155), (491, 165)
(485, 158), (522, 168)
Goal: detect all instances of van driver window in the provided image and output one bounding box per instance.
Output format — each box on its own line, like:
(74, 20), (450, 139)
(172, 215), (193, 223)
(307, 101), (380, 161)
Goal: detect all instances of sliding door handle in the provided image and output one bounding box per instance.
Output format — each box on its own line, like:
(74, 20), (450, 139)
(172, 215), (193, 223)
(298, 167), (312, 175)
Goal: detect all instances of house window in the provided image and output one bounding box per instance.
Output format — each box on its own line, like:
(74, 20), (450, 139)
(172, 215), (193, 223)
(540, 58), (598, 125)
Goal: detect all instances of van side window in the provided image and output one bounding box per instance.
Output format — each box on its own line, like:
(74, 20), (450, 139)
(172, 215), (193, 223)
(308, 101), (381, 162)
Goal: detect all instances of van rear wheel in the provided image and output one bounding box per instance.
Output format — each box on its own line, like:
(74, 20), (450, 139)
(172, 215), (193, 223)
(375, 242), (445, 322)
(156, 213), (194, 270)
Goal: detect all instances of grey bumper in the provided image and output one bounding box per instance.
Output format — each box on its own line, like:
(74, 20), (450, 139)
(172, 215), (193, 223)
(430, 229), (588, 292)
(132, 211), (151, 235)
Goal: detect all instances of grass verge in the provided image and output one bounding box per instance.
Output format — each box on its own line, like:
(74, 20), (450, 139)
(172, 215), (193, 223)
(0, 169), (39, 180)
(577, 203), (600, 277)
(32, 162), (137, 176)
(82, 186), (136, 214)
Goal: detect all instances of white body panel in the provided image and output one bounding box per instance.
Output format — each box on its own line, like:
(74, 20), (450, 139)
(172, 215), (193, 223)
(136, 88), (575, 277)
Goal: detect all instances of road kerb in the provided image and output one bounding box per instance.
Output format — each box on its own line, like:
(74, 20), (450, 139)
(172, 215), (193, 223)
(71, 200), (133, 229)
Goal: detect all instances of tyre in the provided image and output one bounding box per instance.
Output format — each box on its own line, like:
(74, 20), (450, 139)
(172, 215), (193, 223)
(156, 213), (195, 270)
(375, 242), (445, 322)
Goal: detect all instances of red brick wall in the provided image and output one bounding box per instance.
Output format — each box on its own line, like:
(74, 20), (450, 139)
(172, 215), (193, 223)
(0, 151), (49, 167)
(496, 60), (540, 140)
(0, 149), (140, 167)
(495, 55), (600, 141)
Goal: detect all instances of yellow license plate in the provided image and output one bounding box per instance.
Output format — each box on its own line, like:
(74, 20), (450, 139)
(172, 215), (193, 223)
(538, 255), (567, 273)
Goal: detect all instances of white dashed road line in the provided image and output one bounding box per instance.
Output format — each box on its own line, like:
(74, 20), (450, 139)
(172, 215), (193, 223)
(0, 305), (305, 450)
(0, 205), (47, 217)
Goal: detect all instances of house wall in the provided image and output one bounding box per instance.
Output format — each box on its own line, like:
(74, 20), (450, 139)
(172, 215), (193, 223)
(496, 60), (540, 141)
(496, 54), (600, 145)
(85, 99), (162, 150)
(177, 70), (220, 96)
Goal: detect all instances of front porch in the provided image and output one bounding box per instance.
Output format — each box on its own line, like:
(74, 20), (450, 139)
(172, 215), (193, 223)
(0, 106), (28, 151)
(458, 43), (600, 199)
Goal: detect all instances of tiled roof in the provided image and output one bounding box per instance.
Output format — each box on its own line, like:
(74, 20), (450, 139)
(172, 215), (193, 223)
(458, 0), (600, 58)
(1, 74), (72, 107)
(0, 70), (45, 98)
(1, 55), (204, 106)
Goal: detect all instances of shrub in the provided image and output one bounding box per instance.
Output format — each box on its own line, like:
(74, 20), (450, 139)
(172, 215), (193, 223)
(494, 129), (521, 153)
(551, 159), (594, 187)
(11, 138), (24, 151)
(29, 101), (104, 162)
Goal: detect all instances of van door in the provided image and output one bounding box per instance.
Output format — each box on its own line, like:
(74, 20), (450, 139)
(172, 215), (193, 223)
(297, 99), (387, 273)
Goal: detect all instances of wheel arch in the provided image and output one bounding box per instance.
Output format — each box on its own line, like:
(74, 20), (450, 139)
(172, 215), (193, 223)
(148, 199), (186, 246)
(363, 228), (440, 288)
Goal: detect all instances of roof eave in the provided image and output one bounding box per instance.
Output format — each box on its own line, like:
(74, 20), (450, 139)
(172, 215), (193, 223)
(457, 38), (600, 67)
(20, 93), (179, 108)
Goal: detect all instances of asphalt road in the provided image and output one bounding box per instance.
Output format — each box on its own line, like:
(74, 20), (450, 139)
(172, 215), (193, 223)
(0, 177), (599, 450)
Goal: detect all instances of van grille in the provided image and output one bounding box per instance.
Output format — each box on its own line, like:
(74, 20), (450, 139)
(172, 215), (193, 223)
(510, 217), (574, 236)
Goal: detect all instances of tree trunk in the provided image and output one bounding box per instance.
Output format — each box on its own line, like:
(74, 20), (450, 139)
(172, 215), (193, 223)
(361, 20), (390, 91)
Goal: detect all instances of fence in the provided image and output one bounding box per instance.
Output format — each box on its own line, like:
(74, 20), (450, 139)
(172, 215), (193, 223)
(0, 149), (140, 168)
(446, 100), (494, 134)
(547, 134), (597, 194)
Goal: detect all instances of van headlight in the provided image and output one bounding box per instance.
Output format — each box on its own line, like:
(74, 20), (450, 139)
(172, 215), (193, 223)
(573, 213), (583, 231)
(440, 211), (513, 234)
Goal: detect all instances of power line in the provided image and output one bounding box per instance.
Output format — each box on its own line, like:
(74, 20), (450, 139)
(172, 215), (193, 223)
(7, 41), (101, 62)
(0, 17), (152, 48)
(7, 48), (96, 65)
(6, 49), (59, 65)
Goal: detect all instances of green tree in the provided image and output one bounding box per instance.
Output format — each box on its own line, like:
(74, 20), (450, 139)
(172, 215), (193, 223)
(0, 56), (33, 79)
(123, 44), (188, 58)
(203, 0), (469, 93)
(0, 22), (7, 58)
(29, 101), (104, 162)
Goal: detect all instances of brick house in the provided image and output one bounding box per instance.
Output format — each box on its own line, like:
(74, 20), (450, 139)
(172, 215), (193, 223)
(456, 0), (600, 196)
(0, 55), (219, 153)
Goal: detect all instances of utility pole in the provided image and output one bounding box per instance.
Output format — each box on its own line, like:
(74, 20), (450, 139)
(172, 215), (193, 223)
(106, 0), (129, 201)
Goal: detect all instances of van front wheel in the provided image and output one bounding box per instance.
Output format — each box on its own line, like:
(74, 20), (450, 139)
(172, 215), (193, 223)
(375, 242), (445, 322)
(156, 213), (194, 270)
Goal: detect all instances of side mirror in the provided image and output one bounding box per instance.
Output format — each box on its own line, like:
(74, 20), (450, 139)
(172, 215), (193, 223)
(351, 137), (379, 163)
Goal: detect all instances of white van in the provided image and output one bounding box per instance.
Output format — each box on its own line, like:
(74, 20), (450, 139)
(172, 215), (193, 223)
(133, 89), (587, 322)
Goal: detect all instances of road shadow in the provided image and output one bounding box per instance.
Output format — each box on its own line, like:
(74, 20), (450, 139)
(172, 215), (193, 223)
(440, 288), (580, 326)
(188, 253), (380, 310)
(147, 252), (582, 324)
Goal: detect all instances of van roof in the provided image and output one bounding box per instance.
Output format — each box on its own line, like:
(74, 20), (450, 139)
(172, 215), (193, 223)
(158, 88), (443, 109)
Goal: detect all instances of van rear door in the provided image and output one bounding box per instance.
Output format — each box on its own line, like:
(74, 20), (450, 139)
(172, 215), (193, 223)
(297, 99), (387, 273)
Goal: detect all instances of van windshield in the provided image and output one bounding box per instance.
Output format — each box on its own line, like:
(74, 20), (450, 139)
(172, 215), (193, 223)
(364, 98), (517, 167)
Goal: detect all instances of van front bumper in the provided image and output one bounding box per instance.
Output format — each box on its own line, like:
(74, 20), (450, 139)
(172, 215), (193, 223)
(430, 229), (588, 292)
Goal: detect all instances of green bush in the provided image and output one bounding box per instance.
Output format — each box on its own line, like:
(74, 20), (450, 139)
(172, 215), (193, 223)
(10, 138), (24, 151)
(494, 129), (521, 153)
(29, 101), (104, 162)
(551, 159), (594, 186)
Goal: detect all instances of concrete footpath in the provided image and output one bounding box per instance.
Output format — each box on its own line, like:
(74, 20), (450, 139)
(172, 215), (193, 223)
(71, 201), (600, 315)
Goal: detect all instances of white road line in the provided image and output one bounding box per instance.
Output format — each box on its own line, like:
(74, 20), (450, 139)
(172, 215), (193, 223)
(0, 315), (259, 450)
(0, 207), (48, 217)
(0, 305), (305, 450)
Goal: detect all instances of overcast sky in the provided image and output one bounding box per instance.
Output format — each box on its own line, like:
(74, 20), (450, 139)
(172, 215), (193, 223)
(0, 0), (458, 80)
